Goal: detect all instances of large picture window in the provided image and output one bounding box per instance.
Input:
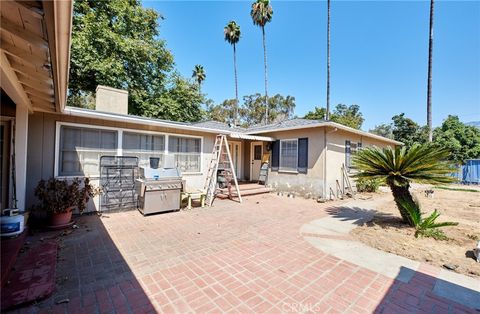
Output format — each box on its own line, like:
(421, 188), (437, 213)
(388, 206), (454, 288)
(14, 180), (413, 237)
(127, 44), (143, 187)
(57, 123), (203, 177)
(279, 139), (298, 172)
(58, 125), (117, 176)
(168, 136), (201, 172)
(122, 132), (165, 168)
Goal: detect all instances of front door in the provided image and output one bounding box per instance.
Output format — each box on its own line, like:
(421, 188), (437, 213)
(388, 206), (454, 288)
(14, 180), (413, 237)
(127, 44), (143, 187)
(250, 142), (263, 181)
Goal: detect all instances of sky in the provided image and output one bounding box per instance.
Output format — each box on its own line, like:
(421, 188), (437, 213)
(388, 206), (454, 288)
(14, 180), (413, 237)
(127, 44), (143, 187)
(142, 0), (480, 131)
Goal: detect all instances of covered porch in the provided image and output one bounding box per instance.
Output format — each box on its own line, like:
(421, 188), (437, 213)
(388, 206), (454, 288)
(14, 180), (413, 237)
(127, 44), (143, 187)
(225, 132), (275, 183)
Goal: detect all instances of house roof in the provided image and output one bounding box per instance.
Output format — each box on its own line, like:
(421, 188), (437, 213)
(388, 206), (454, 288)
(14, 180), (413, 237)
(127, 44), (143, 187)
(247, 118), (324, 133)
(244, 119), (402, 145)
(64, 107), (228, 134)
(65, 107), (401, 145)
(192, 121), (246, 132)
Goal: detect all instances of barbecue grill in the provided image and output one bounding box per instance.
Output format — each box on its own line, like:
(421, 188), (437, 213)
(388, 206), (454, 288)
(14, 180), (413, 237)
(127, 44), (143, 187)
(136, 158), (183, 215)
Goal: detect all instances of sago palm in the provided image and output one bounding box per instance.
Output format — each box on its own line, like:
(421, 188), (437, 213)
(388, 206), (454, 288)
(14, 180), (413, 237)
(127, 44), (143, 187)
(192, 64), (206, 91)
(251, 0), (273, 124)
(353, 144), (454, 226)
(224, 21), (241, 124)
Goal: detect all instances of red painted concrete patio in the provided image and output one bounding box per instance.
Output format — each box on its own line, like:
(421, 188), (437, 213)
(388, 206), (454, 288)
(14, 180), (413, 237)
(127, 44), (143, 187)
(10, 194), (477, 313)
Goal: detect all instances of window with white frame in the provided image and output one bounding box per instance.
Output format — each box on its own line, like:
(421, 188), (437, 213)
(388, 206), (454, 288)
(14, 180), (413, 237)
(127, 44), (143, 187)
(58, 125), (117, 176)
(168, 136), (201, 173)
(279, 139), (298, 172)
(122, 132), (165, 168)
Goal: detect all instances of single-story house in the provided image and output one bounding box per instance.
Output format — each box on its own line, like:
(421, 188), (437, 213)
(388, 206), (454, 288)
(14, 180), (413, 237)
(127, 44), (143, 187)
(24, 86), (400, 211)
(0, 0), (400, 214)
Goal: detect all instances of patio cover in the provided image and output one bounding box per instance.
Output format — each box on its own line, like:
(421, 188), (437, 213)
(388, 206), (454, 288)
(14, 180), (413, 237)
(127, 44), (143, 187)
(229, 133), (275, 142)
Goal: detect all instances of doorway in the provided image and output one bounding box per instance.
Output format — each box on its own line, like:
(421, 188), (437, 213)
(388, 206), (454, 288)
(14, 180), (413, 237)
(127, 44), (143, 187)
(227, 141), (242, 179)
(250, 141), (263, 181)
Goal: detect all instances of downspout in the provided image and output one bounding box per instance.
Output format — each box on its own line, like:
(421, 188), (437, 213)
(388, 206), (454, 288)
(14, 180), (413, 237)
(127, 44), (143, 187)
(323, 127), (338, 199)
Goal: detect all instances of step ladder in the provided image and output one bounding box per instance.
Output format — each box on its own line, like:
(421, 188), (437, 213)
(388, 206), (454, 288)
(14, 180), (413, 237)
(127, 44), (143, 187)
(204, 135), (242, 206)
(341, 163), (356, 199)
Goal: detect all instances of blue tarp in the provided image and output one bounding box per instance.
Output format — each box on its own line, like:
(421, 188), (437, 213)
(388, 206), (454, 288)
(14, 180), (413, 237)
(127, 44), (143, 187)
(452, 159), (480, 184)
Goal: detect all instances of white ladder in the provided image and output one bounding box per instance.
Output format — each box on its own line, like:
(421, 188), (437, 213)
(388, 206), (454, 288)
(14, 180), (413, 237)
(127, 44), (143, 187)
(204, 135), (242, 206)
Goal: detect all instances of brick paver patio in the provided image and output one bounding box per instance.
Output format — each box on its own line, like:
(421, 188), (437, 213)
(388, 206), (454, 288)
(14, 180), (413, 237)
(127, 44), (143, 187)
(11, 194), (477, 313)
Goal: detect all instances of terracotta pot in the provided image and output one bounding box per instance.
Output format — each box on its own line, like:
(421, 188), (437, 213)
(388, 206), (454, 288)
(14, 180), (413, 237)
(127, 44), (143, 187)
(48, 207), (73, 226)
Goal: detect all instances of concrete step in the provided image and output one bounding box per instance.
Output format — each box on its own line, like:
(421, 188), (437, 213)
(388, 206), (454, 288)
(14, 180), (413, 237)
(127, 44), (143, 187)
(217, 185), (273, 199)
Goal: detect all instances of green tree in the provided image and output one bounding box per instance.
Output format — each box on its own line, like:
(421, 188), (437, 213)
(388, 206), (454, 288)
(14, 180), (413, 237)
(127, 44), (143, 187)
(192, 65), (206, 90)
(138, 73), (204, 122)
(206, 93), (296, 127)
(251, 0), (273, 123)
(242, 93), (296, 126)
(392, 113), (428, 148)
(304, 107), (327, 120)
(433, 115), (480, 164)
(353, 145), (454, 226)
(304, 104), (364, 129)
(224, 21), (241, 124)
(205, 99), (237, 125)
(69, 0), (203, 121)
(369, 124), (393, 139)
(332, 104), (364, 129)
(240, 93), (267, 126)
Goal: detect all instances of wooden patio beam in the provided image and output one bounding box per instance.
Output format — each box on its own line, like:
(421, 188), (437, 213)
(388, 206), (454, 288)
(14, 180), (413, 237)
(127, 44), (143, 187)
(0, 41), (49, 68)
(0, 18), (48, 49)
(11, 0), (44, 20)
(0, 51), (33, 112)
(10, 59), (52, 81)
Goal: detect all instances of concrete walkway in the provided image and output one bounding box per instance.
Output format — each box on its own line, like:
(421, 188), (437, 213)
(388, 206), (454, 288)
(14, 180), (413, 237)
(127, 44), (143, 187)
(301, 197), (480, 310)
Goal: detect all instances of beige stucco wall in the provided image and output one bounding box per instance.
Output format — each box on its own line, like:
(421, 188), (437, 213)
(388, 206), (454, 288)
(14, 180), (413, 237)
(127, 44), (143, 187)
(259, 126), (396, 199)
(260, 128), (326, 199)
(324, 128), (394, 198)
(26, 112), (217, 212)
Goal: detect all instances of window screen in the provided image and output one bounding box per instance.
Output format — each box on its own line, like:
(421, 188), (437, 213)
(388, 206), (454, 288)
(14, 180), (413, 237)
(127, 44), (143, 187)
(279, 139), (298, 171)
(59, 125), (117, 176)
(122, 132), (165, 168)
(168, 136), (201, 172)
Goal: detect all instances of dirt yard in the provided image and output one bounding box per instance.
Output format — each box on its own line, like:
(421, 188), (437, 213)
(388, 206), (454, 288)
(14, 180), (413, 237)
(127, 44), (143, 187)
(350, 184), (480, 277)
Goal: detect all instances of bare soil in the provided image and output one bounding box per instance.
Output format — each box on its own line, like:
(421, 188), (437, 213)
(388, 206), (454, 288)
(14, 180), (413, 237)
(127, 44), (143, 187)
(350, 184), (480, 278)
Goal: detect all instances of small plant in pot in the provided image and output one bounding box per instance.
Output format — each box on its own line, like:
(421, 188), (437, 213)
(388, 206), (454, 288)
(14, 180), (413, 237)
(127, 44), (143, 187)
(34, 177), (96, 228)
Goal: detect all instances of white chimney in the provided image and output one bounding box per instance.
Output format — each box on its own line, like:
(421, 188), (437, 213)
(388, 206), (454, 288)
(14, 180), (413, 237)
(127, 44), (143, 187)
(95, 85), (128, 115)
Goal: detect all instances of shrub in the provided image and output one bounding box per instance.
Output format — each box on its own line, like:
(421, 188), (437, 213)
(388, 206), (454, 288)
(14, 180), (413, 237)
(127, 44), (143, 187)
(399, 198), (458, 240)
(353, 144), (454, 226)
(355, 178), (381, 193)
(34, 177), (98, 214)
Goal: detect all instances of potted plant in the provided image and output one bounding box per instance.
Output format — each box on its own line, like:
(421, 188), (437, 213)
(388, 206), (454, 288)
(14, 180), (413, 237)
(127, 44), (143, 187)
(34, 177), (96, 227)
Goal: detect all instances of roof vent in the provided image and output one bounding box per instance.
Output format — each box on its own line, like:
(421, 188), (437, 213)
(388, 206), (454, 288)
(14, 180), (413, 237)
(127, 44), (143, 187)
(95, 85), (128, 115)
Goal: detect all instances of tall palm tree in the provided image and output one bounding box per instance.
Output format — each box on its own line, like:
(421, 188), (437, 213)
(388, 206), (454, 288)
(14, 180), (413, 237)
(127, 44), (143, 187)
(427, 0), (435, 142)
(251, 0), (273, 124)
(353, 145), (453, 226)
(224, 21), (241, 124)
(326, 0), (331, 121)
(192, 64), (206, 91)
